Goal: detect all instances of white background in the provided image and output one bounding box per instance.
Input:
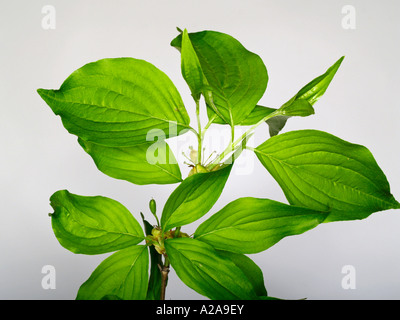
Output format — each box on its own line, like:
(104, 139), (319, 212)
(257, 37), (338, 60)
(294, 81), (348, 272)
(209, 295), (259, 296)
(1, 0), (399, 299)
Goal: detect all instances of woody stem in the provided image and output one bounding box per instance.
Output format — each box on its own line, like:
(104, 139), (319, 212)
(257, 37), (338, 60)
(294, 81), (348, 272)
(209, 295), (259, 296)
(159, 255), (170, 300)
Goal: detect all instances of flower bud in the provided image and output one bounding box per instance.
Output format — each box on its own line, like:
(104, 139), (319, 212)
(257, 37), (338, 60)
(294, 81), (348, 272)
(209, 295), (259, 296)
(149, 198), (156, 215)
(151, 227), (162, 240)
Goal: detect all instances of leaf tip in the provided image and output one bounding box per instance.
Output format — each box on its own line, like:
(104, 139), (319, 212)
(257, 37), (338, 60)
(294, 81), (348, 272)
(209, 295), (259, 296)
(49, 189), (69, 206)
(37, 88), (47, 98)
(334, 56), (345, 69)
(37, 87), (55, 96)
(37, 88), (58, 106)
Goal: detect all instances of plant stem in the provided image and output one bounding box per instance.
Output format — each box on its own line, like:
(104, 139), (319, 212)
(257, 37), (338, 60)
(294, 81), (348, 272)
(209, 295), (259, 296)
(202, 113), (217, 132)
(175, 226), (181, 238)
(199, 113), (216, 153)
(159, 255), (170, 300)
(208, 109), (282, 169)
(195, 99), (202, 164)
(153, 212), (160, 227)
(229, 110), (235, 145)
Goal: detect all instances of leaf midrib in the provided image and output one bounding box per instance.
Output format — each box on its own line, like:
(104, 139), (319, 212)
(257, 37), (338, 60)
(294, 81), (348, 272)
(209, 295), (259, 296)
(195, 211), (324, 239)
(63, 205), (144, 241)
(254, 148), (396, 208)
(40, 88), (191, 129)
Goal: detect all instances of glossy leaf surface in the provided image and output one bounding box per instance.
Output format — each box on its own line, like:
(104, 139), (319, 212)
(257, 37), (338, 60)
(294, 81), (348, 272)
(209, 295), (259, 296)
(180, 29), (206, 100)
(216, 250), (268, 297)
(76, 246), (148, 300)
(161, 165), (232, 231)
(165, 238), (258, 300)
(195, 197), (326, 253)
(293, 56), (344, 106)
(237, 57), (343, 136)
(254, 130), (400, 222)
(38, 58), (190, 147)
(238, 105), (276, 126)
(50, 190), (144, 254)
(78, 139), (182, 185)
(171, 30), (268, 125)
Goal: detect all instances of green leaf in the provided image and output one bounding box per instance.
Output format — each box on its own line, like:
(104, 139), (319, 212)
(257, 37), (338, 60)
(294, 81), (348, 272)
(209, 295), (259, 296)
(254, 130), (400, 222)
(180, 29), (206, 101)
(236, 101), (313, 138)
(259, 296), (282, 300)
(236, 105), (289, 137)
(237, 94), (316, 139)
(265, 56), (342, 135)
(279, 99), (314, 117)
(237, 57), (343, 137)
(236, 103), (306, 138)
(100, 295), (123, 300)
(238, 105), (276, 126)
(195, 197), (327, 254)
(266, 100), (314, 137)
(294, 56), (344, 106)
(216, 250), (268, 297)
(161, 165), (232, 231)
(37, 57), (190, 147)
(76, 245), (148, 300)
(165, 238), (258, 300)
(239, 101), (314, 127)
(50, 190), (144, 254)
(171, 30), (268, 125)
(78, 138), (182, 185)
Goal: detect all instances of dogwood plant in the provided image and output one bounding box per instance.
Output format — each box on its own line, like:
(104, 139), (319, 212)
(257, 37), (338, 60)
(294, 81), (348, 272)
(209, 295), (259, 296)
(37, 28), (400, 300)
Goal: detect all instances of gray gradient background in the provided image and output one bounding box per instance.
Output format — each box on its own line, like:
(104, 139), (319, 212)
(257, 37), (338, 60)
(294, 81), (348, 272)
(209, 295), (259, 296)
(1, 0), (399, 299)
